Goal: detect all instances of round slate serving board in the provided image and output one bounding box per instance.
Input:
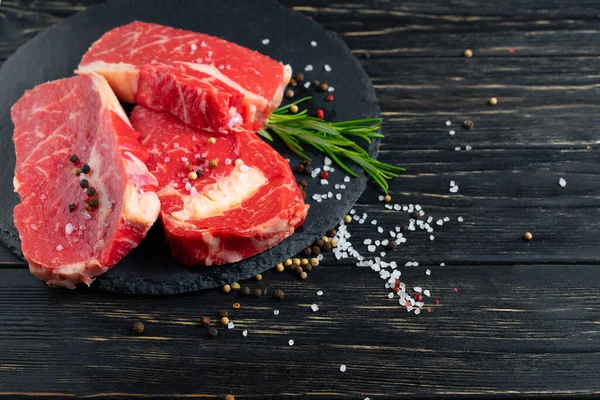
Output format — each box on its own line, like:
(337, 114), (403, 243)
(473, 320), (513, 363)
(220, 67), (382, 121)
(0, 0), (380, 294)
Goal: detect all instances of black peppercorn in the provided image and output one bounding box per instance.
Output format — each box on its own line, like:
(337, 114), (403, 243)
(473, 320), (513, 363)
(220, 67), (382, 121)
(301, 247), (312, 256)
(400, 225), (408, 232)
(207, 327), (219, 337)
(326, 229), (337, 238)
(295, 72), (304, 82)
(242, 287), (251, 296)
(288, 78), (298, 87)
(300, 190), (307, 199)
(81, 164), (91, 174)
(311, 80), (320, 88)
(294, 266), (303, 274)
(311, 246), (321, 255)
(386, 241), (398, 250)
(201, 316), (211, 326)
(132, 321), (144, 334)
(295, 164), (305, 174)
(253, 288), (263, 297)
(410, 211), (421, 220)
(299, 179), (308, 187)
(68, 203), (76, 213)
(79, 179), (89, 188)
(304, 264), (312, 272)
(69, 154), (79, 163)
(88, 197), (99, 208)
(318, 82), (329, 92)
(272, 289), (285, 300)
(86, 187), (96, 196)
(315, 238), (325, 248)
(322, 242), (332, 252)
(463, 119), (475, 129)
(219, 310), (229, 318)
(304, 165), (313, 175)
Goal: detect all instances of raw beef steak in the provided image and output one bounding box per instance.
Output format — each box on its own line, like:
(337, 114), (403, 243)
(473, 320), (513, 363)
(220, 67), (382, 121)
(78, 21), (291, 133)
(12, 74), (160, 288)
(131, 106), (309, 266)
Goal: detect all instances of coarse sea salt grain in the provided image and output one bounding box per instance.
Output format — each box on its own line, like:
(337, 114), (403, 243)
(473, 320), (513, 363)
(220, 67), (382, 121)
(458, 216), (464, 222)
(261, 38), (270, 45)
(336, 193), (342, 200)
(304, 81), (311, 89)
(449, 186), (459, 193)
(445, 120), (452, 126)
(324, 64), (332, 72)
(344, 176), (351, 182)
(56, 244), (63, 251)
(311, 304), (319, 312)
(305, 64), (313, 71)
(242, 330), (248, 337)
(426, 269), (431, 275)
(440, 262), (446, 266)
(559, 177), (567, 187)
(449, 130), (456, 136)
(455, 146), (461, 151)
(424, 289), (431, 297)
(317, 290), (323, 296)
(465, 145), (473, 151)
(65, 223), (74, 235)
(328, 86), (335, 92)
(227, 322), (235, 329)
(429, 235), (435, 241)
(340, 365), (347, 372)
(274, 310), (279, 315)
(288, 339), (294, 346)
(311, 40), (317, 47)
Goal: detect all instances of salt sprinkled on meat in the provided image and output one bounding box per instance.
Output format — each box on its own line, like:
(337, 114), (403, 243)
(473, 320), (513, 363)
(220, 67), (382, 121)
(82, 211), (91, 220)
(173, 143), (179, 148)
(56, 244), (63, 251)
(164, 157), (170, 163)
(261, 38), (270, 45)
(225, 158), (232, 165)
(65, 223), (74, 235)
(190, 43), (197, 53)
(200, 41), (207, 47)
(30, 224), (38, 230)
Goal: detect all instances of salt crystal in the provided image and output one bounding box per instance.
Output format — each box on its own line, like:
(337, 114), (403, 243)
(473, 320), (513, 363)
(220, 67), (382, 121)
(371, 220), (377, 225)
(465, 145), (473, 151)
(327, 192), (333, 198)
(82, 212), (91, 220)
(321, 179), (329, 185)
(225, 158), (232, 165)
(274, 310), (279, 315)
(414, 308), (421, 315)
(30, 224), (38, 230)
(304, 64), (313, 71)
(455, 146), (461, 151)
(449, 186), (459, 193)
(440, 262), (446, 266)
(228, 322), (234, 329)
(242, 330), (248, 337)
(311, 304), (319, 312)
(324, 157), (332, 166)
(458, 216), (464, 222)
(426, 269), (431, 275)
(350, 209), (356, 214)
(414, 286), (422, 293)
(378, 195), (384, 201)
(190, 43), (197, 52)
(450, 180), (456, 187)
(56, 244), (63, 251)
(288, 339), (294, 346)
(304, 81), (311, 89)
(324, 64), (332, 72)
(375, 240), (380, 246)
(317, 290), (323, 296)
(436, 219), (443, 226)
(310, 40), (317, 47)
(261, 38), (270, 45)
(559, 177), (567, 187)
(449, 130), (455, 136)
(378, 227), (384, 233)
(65, 223), (74, 235)
(200, 41), (207, 47)
(328, 86), (335, 92)
(367, 245), (376, 252)
(443, 217), (450, 222)
(424, 289), (431, 297)
(387, 292), (394, 299)
(340, 365), (346, 372)
(336, 193), (342, 200)
(445, 120), (452, 126)
(429, 235), (435, 241)
(393, 204), (401, 211)
(363, 239), (372, 245)
(344, 176), (351, 182)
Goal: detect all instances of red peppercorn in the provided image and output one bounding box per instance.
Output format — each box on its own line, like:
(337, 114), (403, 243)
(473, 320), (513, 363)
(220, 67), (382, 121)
(435, 299), (440, 304)
(453, 288), (459, 292)
(84, 195), (91, 203)
(427, 308), (434, 313)
(316, 109), (324, 119)
(321, 171), (329, 179)
(413, 293), (423, 302)
(392, 287), (400, 294)
(395, 279), (400, 288)
(325, 94), (334, 102)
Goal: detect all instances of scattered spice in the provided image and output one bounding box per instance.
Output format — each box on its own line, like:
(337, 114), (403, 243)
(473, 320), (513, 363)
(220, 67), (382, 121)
(255, 273), (263, 281)
(275, 263), (284, 272)
(300, 271), (308, 279)
(253, 288), (263, 297)
(304, 165), (313, 175)
(322, 242), (332, 251)
(242, 287), (251, 296)
(400, 225), (408, 232)
(386, 241), (398, 250)
(413, 293), (423, 302)
(72, 167), (81, 176)
(463, 49), (473, 58)
(325, 94), (334, 102)
(304, 264), (312, 272)
(223, 284), (231, 293)
(463, 119), (475, 129)
(230, 282), (241, 291)
(318, 82), (329, 92)
(233, 303), (240, 309)
(79, 179), (89, 188)
(300, 258), (309, 266)
(321, 170), (329, 179)
(220, 310), (229, 318)
(293, 258), (301, 267)
(410, 210), (421, 220)
(295, 72), (304, 82)
(330, 239), (337, 247)
(272, 289), (285, 300)
(132, 321), (145, 334)
(344, 215), (352, 223)
(316, 109), (324, 119)
(299, 179), (308, 188)
(207, 327), (219, 337)
(523, 232), (533, 241)
(384, 195), (392, 203)
(201, 316), (211, 326)
(81, 164), (91, 174)
(311, 246), (321, 255)
(88, 197), (99, 208)
(86, 187), (96, 196)
(326, 229), (337, 238)
(361, 51), (371, 59)
(220, 316), (230, 325)
(301, 247), (312, 256)
(288, 78), (298, 87)
(208, 159), (219, 168)
(315, 239), (325, 248)
(69, 154), (79, 163)
(294, 266), (304, 275)
(188, 171), (198, 180)
(489, 97), (498, 106)
(310, 258), (319, 267)
(321, 236), (329, 243)
(285, 89), (295, 98)
(311, 80), (320, 88)
(290, 104), (299, 114)
(68, 203), (76, 213)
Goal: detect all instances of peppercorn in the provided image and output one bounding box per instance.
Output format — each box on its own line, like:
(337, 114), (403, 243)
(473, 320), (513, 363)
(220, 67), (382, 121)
(242, 287), (251, 296)
(321, 170), (329, 179)
(291, 258), (300, 267)
(344, 215), (352, 223)
(322, 242), (332, 252)
(132, 321), (144, 334)
(233, 303), (240, 309)
(207, 327), (218, 337)
(284, 259), (293, 267)
(386, 241), (398, 250)
(253, 288), (263, 297)
(69, 154), (79, 163)
(295, 164), (305, 174)
(285, 89), (295, 98)
(79, 179), (89, 188)
(330, 239), (337, 247)
(311, 80), (320, 88)
(80, 164), (90, 174)
(325, 94), (334, 102)
(207, 137), (217, 145)
(223, 284), (231, 293)
(414, 293), (423, 302)
(295, 72), (304, 82)
(288, 78), (298, 87)
(72, 167), (81, 176)
(231, 282), (241, 291)
(400, 225), (408, 232)
(310, 258), (319, 267)
(88, 197), (99, 208)
(224, 395), (235, 400)
(300, 258), (309, 266)
(463, 49), (473, 58)
(311, 246), (320, 255)
(294, 265), (304, 274)
(304, 165), (313, 175)
(361, 52), (371, 59)
(220, 316), (229, 325)
(201, 316), (211, 326)
(272, 289), (285, 300)
(196, 169), (204, 177)
(301, 247), (312, 256)
(209, 159), (219, 168)
(315, 238), (325, 248)
(255, 274), (262, 281)
(290, 104), (299, 114)
(304, 264), (312, 272)
(463, 119), (475, 129)
(86, 187), (96, 196)
(489, 97), (498, 106)
(220, 310), (229, 318)
(321, 236), (329, 243)
(298, 179), (308, 188)
(384, 195), (392, 202)
(68, 203), (76, 213)
(318, 82), (329, 92)
(326, 229), (337, 238)
(410, 211), (421, 220)
(523, 232), (533, 241)
(300, 271), (308, 279)
(275, 263), (284, 272)
(188, 171), (198, 180)
(316, 109), (324, 119)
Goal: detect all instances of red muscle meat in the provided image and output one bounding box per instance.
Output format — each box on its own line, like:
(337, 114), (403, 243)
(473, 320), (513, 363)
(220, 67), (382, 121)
(12, 74), (160, 288)
(78, 21), (291, 133)
(131, 106), (309, 266)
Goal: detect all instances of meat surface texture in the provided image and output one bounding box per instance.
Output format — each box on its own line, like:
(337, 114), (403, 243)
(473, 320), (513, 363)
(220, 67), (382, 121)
(78, 21), (292, 133)
(131, 106), (309, 266)
(12, 74), (160, 288)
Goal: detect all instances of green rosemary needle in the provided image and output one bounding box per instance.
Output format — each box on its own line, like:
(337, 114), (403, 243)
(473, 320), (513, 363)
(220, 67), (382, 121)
(258, 97), (404, 193)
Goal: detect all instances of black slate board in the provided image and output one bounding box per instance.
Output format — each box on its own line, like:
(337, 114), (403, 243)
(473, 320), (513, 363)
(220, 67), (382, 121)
(0, 0), (380, 294)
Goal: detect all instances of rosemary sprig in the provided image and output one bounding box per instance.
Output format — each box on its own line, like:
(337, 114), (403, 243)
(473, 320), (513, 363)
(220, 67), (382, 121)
(258, 97), (404, 193)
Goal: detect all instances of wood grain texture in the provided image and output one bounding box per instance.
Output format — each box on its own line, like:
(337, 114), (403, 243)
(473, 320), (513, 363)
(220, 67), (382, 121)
(1, 0), (600, 398)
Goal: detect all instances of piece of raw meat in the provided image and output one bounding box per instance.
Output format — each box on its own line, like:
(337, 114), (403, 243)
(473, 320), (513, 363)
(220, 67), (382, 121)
(77, 21), (291, 133)
(131, 105), (309, 266)
(12, 74), (160, 288)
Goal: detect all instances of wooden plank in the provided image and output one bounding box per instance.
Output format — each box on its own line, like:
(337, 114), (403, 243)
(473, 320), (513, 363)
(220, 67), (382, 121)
(0, 264), (599, 398)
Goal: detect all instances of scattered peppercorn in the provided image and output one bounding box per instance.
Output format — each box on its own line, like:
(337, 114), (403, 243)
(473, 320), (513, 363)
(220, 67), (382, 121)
(300, 258), (309, 266)
(325, 94), (334, 102)
(386, 241), (398, 250)
(310, 258), (319, 267)
(223, 284), (231, 293)
(196, 169), (204, 177)
(322, 242), (332, 252)
(255, 273), (262, 281)
(311, 80), (320, 88)
(285, 89), (295, 98)
(68, 203), (76, 213)
(300, 271), (308, 279)
(463, 119), (475, 129)
(132, 321), (144, 334)
(344, 215), (352, 223)
(272, 289), (285, 300)
(304, 165), (313, 175)
(414, 293), (423, 302)
(81, 164), (91, 174)
(207, 137), (216, 145)
(400, 225), (408, 232)
(330, 239), (337, 247)
(209, 159), (219, 168)
(384, 195), (392, 202)
(427, 308), (434, 313)
(318, 82), (329, 92)
(326, 229), (337, 238)
(361, 52), (371, 59)
(220, 316), (229, 325)
(224, 395), (235, 400)
(523, 232), (533, 241)
(304, 264), (312, 272)
(489, 97), (498, 106)
(288, 78), (298, 87)
(295, 72), (304, 82)
(207, 327), (219, 337)
(79, 179), (89, 188)
(86, 187), (96, 196)
(220, 310), (229, 318)
(463, 49), (473, 58)
(275, 263), (284, 272)
(301, 247), (312, 256)
(290, 104), (299, 114)
(292, 258), (301, 267)
(188, 171), (198, 180)
(311, 246), (321, 255)
(295, 164), (305, 174)
(294, 266), (304, 274)
(253, 288), (263, 297)
(321, 170), (329, 179)
(410, 211), (421, 220)
(316, 109), (324, 119)
(242, 287), (251, 296)
(299, 179), (308, 188)
(69, 154), (79, 163)
(72, 167), (81, 176)
(201, 316), (211, 326)
(321, 236), (329, 243)
(233, 303), (240, 309)
(88, 197), (99, 208)
(284, 259), (293, 267)
(230, 282), (240, 291)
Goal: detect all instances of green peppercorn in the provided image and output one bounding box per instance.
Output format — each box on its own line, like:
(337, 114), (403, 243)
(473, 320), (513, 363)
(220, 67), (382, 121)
(86, 187), (96, 196)
(132, 321), (144, 334)
(88, 198), (99, 208)
(230, 282), (241, 291)
(69, 154), (79, 163)
(272, 289), (285, 300)
(68, 203), (76, 213)
(207, 327), (219, 337)
(81, 164), (91, 174)
(72, 168), (81, 176)
(79, 179), (89, 188)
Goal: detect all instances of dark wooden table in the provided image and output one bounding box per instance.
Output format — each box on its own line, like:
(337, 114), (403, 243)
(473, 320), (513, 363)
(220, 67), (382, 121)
(1, 0), (600, 398)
